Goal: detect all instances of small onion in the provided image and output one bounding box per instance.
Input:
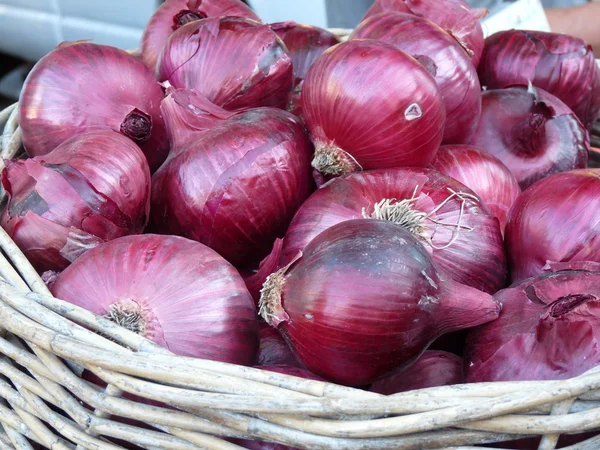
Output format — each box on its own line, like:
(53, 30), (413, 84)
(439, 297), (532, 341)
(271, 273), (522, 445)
(351, 12), (481, 144)
(51, 234), (259, 363)
(158, 17), (293, 111)
(276, 168), (506, 294)
(431, 145), (521, 233)
(1, 131), (150, 273)
(467, 85), (589, 189)
(478, 30), (600, 130)
(370, 351), (464, 395)
(19, 42), (169, 172)
(257, 321), (300, 367)
(505, 169), (600, 283)
(466, 265), (600, 382)
(140, 0), (261, 71)
(150, 107), (314, 268)
(259, 219), (500, 386)
(362, 0), (487, 67)
(302, 39), (445, 177)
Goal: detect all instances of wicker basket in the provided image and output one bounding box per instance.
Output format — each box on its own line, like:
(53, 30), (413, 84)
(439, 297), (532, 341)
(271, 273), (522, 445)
(2, 103), (600, 450)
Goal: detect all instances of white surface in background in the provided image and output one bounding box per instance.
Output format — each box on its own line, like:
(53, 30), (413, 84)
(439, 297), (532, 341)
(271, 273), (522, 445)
(481, 0), (551, 37)
(246, 0), (328, 27)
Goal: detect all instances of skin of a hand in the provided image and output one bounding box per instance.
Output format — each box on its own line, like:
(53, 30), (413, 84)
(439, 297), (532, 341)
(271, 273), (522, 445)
(546, 3), (600, 57)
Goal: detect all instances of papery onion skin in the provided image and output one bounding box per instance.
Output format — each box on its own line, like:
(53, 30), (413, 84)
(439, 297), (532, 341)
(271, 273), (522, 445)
(51, 234), (259, 364)
(260, 219), (500, 386)
(478, 30), (600, 130)
(351, 12), (481, 144)
(19, 42), (169, 172)
(505, 170), (600, 283)
(1, 131), (151, 273)
(276, 168), (506, 294)
(140, 0), (261, 71)
(158, 17), (293, 111)
(302, 39), (445, 176)
(465, 266), (600, 382)
(362, 0), (487, 67)
(432, 145), (521, 233)
(370, 351), (464, 395)
(150, 107), (314, 268)
(257, 320), (301, 367)
(467, 85), (589, 189)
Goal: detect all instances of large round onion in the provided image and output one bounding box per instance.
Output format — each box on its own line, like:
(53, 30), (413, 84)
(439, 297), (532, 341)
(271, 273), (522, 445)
(140, 0), (261, 71)
(505, 169), (600, 283)
(432, 145), (521, 233)
(302, 39), (445, 177)
(351, 12), (481, 144)
(362, 0), (487, 67)
(276, 168), (506, 294)
(259, 219), (500, 386)
(150, 107), (314, 269)
(19, 42), (169, 172)
(51, 234), (259, 363)
(1, 131), (150, 273)
(478, 30), (600, 130)
(157, 17), (293, 111)
(467, 85), (589, 189)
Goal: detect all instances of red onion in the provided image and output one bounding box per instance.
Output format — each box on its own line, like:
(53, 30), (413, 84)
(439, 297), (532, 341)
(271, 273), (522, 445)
(1, 131), (150, 273)
(140, 0), (261, 71)
(478, 30), (600, 130)
(351, 12), (481, 144)
(370, 351), (464, 395)
(259, 219), (500, 386)
(257, 321), (300, 367)
(465, 264), (600, 382)
(150, 107), (314, 268)
(51, 234), (259, 363)
(302, 39), (445, 177)
(431, 145), (521, 233)
(467, 85), (589, 189)
(362, 0), (487, 67)
(157, 17), (293, 111)
(19, 42), (169, 173)
(276, 168), (506, 294)
(505, 169), (600, 283)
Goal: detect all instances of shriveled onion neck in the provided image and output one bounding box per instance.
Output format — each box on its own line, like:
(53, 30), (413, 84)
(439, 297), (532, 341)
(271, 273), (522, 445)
(120, 108), (152, 143)
(312, 143), (362, 176)
(511, 102), (552, 157)
(173, 10), (207, 30)
(550, 293), (596, 318)
(104, 299), (152, 336)
(259, 259), (300, 327)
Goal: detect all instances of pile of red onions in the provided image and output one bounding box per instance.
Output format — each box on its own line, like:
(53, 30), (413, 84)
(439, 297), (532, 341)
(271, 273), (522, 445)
(302, 39), (445, 177)
(51, 234), (259, 363)
(150, 105), (314, 268)
(351, 12), (481, 144)
(506, 170), (600, 283)
(468, 85), (589, 189)
(478, 30), (600, 130)
(140, 0), (261, 70)
(259, 219), (500, 386)
(432, 145), (521, 232)
(18, 42), (169, 172)
(158, 17), (292, 110)
(1, 131), (151, 273)
(274, 168), (506, 294)
(362, 0), (487, 67)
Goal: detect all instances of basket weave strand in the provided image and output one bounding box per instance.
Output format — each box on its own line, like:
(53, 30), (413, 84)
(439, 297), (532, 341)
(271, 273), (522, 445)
(2, 103), (600, 449)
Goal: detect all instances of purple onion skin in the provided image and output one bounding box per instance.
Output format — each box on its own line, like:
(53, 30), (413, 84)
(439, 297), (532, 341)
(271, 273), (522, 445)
(362, 0), (487, 67)
(351, 13), (481, 145)
(432, 145), (521, 233)
(140, 0), (260, 71)
(158, 17), (293, 111)
(465, 267), (600, 382)
(478, 30), (600, 130)
(277, 168), (506, 294)
(1, 131), (151, 273)
(19, 42), (169, 173)
(261, 219), (500, 386)
(505, 170), (600, 283)
(467, 86), (589, 189)
(150, 108), (314, 269)
(302, 39), (445, 176)
(257, 321), (301, 367)
(52, 234), (259, 364)
(370, 351), (464, 395)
